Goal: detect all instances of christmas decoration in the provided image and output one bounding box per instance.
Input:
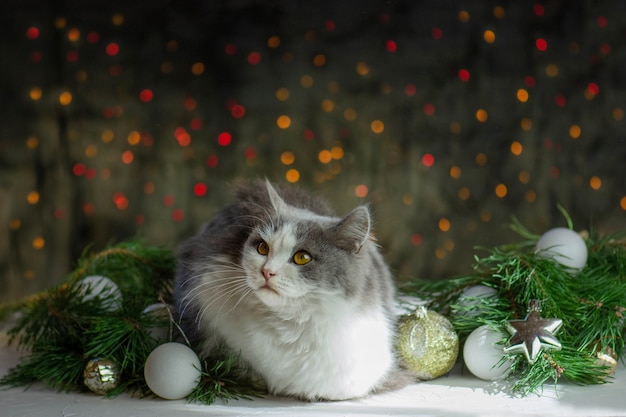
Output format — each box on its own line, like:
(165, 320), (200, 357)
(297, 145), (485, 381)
(535, 228), (588, 271)
(144, 342), (202, 400)
(83, 358), (121, 395)
(77, 275), (123, 312)
(404, 214), (626, 396)
(595, 346), (618, 377)
(0, 241), (260, 404)
(395, 307), (459, 380)
(457, 285), (497, 317)
(463, 325), (512, 381)
(504, 300), (563, 364)
(142, 303), (174, 343)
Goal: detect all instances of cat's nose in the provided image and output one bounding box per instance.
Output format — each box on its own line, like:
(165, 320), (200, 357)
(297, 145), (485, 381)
(262, 268), (276, 281)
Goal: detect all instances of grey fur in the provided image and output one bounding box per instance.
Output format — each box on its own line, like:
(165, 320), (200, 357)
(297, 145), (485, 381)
(174, 179), (410, 398)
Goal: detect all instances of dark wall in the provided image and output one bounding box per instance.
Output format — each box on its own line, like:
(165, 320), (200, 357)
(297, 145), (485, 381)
(1, 0), (625, 302)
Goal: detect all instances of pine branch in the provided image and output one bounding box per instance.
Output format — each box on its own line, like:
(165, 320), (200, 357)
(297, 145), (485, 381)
(403, 221), (626, 396)
(0, 240), (264, 404)
(187, 354), (266, 405)
(0, 345), (87, 392)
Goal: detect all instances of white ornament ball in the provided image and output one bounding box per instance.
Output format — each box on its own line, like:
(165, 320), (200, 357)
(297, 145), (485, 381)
(463, 325), (512, 381)
(144, 342), (201, 400)
(535, 227), (588, 271)
(142, 303), (173, 342)
(457, 285), (497, 317)
(77, 275), (122, 311)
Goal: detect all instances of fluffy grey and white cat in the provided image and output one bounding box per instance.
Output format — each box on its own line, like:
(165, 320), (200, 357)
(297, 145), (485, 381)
(174, 179), (408, 400)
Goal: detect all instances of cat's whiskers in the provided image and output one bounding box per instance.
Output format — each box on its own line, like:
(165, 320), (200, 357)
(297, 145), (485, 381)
(198, 279), (252, 332)
(192, 278), (248, 322)
(178, 263), (250, 319)
(209, 284), (253, 330)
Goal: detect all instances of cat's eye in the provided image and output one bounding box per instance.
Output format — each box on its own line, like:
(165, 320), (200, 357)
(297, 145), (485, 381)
(293, 250), (312, 265)
(257, 241), (270, 256)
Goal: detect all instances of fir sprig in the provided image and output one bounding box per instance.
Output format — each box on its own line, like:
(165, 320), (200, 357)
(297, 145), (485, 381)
(404, 220), (626, 396)
(0, 240), (260, 405)
(187, 354), (265, 405)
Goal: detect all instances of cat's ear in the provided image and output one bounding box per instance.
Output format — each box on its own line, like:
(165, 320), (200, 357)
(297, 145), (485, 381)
(265, 179), (288, 214)
(333, 206), (372, 253)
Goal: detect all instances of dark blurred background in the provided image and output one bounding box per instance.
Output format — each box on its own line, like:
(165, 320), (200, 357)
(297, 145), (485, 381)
(1, 0), (625, 303)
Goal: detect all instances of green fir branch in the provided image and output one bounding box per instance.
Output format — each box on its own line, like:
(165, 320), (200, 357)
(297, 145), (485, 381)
(187, 354), (266, 405)
(0, 240), (266, 404)
(1, 345), (87, 392)
(404, 217), (626, 396)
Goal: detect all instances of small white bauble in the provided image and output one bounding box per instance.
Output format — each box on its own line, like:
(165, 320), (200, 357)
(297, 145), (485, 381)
(457, 285), (497, 317)
(77, 275), (122, 311)
(142, 303), (172, 342)
(463, 325), (512, 381)
(535, 227), (587, 271)
(144, 342), (201, 400)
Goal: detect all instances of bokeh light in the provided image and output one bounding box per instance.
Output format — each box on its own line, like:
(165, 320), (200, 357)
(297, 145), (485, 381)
(370, 120), (384, 133)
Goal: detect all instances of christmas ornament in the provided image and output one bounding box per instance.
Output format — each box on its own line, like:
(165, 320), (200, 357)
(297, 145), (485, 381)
(77, 275), (123, 311)
(395, 306), (459, 380)
(504, 300), (563, 363)
(595, 346), (618, 376)
(83, 358), (121, 395)
(144, 342), (202, 400)
(463, 325), (512, 380)
(535, 227), (588, 271)
(457, 285), (497, 317)
(143, 303), (173, 342)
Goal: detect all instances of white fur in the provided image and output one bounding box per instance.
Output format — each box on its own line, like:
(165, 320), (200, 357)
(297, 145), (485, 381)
(184, 182), (395, 400)
(190, 242), (395, 400)
(206, 291), (394, 400)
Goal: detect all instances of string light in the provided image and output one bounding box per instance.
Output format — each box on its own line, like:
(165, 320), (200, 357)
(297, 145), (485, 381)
(276, 115), (291, 129)
(483, 30), (496, 44)
(10, 4), (626, 284)
(285, 169), (300, 183)
(370, 120), (384, 133)
(354, 184), (369, 198)
(280, 151), (295, 165)
(475, 109), (488, 122)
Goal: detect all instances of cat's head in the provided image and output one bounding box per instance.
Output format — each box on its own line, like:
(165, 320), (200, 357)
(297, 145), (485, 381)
(241, 181), (372, 309)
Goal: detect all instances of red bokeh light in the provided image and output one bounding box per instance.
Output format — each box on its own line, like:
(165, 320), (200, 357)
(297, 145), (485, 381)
(105, 43), (120, 56)
(231, 104), (245, 118)
(206, 155), (219, 168)
(139, 89), (153, 103)
(172, 209), (184, 222)
(26, 27), (39, 40)
(423, 103), (435, 116)
(555, 95), (567, 107)
(247, 51), (261, 65)
(87, 31), (100, 43)
(218, 132), (232, 146)
(193, 182), (207, 197)
(422, 153), (435, 167)
(458, 69), (470, 82)
(535, 38), (548, 51)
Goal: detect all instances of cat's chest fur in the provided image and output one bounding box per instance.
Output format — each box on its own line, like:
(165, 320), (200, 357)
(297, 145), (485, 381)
(216, 300), (394, 401)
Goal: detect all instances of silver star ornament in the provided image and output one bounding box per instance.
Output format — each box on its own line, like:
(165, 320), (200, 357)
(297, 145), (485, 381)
(504, 300), (563, 364)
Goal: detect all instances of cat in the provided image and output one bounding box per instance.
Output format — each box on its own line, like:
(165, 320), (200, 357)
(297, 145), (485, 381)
(174, 179), (409, 401)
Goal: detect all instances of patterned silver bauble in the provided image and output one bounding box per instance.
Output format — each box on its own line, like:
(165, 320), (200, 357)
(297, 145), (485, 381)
(83, 358), (121, 395)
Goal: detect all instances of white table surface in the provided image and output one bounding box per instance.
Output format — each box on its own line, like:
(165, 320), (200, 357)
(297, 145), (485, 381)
(1, 335), (624, 417)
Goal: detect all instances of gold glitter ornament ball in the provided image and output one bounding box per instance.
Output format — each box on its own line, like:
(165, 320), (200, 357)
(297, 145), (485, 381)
(83, 358), (121, 395)
(394, 307), (459, 380)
